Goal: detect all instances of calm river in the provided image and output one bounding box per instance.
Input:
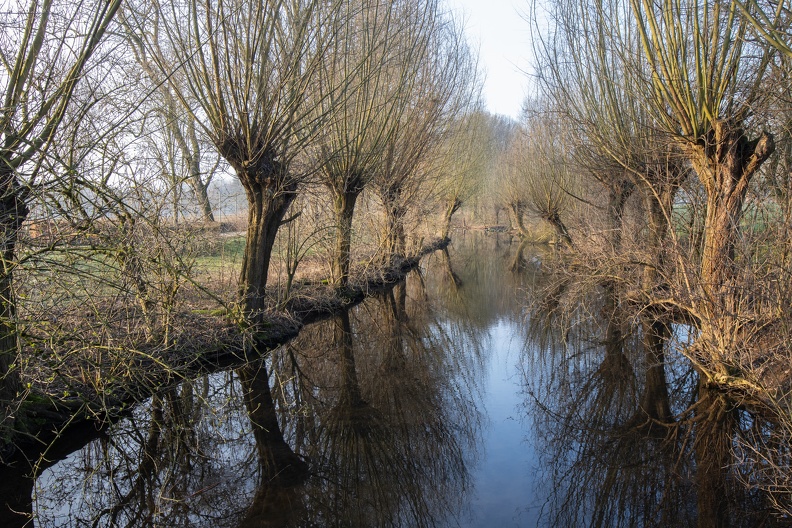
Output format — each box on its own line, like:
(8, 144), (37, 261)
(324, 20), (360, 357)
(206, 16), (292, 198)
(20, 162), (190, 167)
(0, 232), (782, 526)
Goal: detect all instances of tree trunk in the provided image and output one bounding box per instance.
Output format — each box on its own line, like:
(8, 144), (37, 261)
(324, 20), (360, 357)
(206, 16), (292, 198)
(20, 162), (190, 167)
(0, 461), (33, 527)
(238, 170), (297, 323)
(702, 191), (744, 297)
(332, 190), (360, 287)
(193, 181), (215, 223)
(642, 186), (673, 291)
(441, 198), (462, 240)
(692, 122), (773, 296)
(688, 123), (774, 369)
(605, 178), (633, 251)
(0, 270), (20, 407)
(507, 201), (528, 237)
(544, 210), (573, 247)
(683, 121), (772, 521)
(161, 84), (215, 224)
(336, 311), (365, 408)
(442, 246), (463, 287)
(382, 187), (406, 264)
(0, 172), (27, 424)
(186, 120), (215, 223)
(510, 238), (529, 272)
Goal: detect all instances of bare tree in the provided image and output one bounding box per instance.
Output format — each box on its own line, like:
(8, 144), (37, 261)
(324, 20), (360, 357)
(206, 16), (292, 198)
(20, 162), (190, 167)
(310, 0), (445, 286)
(0, 0), (122, 423)
(530, 0), (790, 519)
(431, 110), (495, 241)
(624, 0), (777, 385)
(505, 108), (577, 246)
(121, 18), (222, 223)
(533, 0), (693, 285)
(145, 100), (220, 224)
(371, 12), (479, 261)
(127, 0), (335, 322)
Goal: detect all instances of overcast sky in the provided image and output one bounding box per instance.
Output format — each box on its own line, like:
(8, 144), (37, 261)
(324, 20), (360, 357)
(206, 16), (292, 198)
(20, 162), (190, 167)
(447, 0), (533, 120)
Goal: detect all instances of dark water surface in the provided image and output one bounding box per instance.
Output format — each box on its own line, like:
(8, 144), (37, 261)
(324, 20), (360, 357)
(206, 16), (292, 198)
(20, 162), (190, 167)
(0, 232), (784, 526)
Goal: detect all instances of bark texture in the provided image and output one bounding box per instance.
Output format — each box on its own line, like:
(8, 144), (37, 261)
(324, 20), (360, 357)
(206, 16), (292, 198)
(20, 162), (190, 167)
(691, 123), (774, 294)
(332, 188), (361, 287)
(687, 122), (774, 370)
(0, 169), (26, 410)
(232, 154), (297, 322)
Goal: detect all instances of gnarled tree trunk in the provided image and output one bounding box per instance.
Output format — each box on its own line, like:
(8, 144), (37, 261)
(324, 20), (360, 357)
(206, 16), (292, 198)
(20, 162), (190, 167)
(688, 122), (774, 370)
(184, 119), (215, 223)
(442, 197), (462, 240)
(332, 189), (360, 288)
(507, 200), (528, 238)
(694, 125), (774, 294)
(544, 210), (573, 247)
(235, 159), (297, 323)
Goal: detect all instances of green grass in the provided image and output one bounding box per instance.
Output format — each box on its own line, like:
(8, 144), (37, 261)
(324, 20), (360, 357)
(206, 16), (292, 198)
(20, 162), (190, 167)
(193, 235), (246, 274)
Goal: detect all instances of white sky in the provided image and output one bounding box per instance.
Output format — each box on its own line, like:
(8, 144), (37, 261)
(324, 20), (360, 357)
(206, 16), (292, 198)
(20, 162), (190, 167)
(447, 0), (533, 120)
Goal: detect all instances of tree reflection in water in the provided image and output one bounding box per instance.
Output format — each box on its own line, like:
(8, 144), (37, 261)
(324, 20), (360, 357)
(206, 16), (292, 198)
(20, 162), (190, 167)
(522, 270), (783, 527)
(236, 358), (309, 527)
(19, 243), (485, 527)
(267, 275), (482, 527)
(11, 232), (787, 526)
(28, 374), (262, 526)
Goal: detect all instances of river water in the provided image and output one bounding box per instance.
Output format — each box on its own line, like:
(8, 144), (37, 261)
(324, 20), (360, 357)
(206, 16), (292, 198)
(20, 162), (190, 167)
(0, 232), (785, 526)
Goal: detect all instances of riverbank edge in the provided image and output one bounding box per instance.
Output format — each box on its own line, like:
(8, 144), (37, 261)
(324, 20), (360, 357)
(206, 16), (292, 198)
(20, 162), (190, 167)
(5, 238), (450, 465)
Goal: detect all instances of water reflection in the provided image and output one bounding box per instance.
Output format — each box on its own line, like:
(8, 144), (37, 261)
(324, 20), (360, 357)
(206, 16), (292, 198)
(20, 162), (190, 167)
(5, 232), (786, 526)
(268, 279), (481, 527)
(237, 358), (309, 527)
(522, 273), (782, 526)
(17, 238), (494, 527)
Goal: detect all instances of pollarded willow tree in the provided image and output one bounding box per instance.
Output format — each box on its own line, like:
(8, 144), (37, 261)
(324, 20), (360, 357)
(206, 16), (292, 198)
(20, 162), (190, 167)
(533, 0), (644, 253)
(127, 0), (337, 323)
(371, 12), (479, 262)
(533, 0), (691, 423)
(435, 110), (496, 241)
(625, 0), (777, 377)
(535, 0), (780, 356)
(496, 136), (531, 238)
(533, 0), (787, 521)
(505, 108), (577, 246)
(0, 0), (122, 419)
(309, 0), (448, 286)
